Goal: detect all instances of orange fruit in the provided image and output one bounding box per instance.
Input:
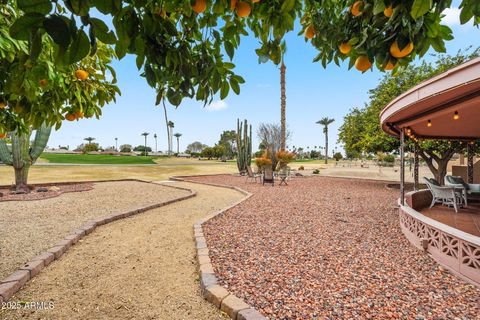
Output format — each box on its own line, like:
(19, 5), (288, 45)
(355, 56), (372, 72)
(192, 0), (207, 13)
(0, 133), (6, 139)
(384, 6), (393, 17)
(75, 70), (89, 81)
(230, 0), (237, 10)
(390, 41), (414, 58)
(74, 111), (84, 119)
(39, 79), (48, 87)
(304, 24), (315, 39)
(0, 102), (6, 109)
(384, 60), (396, 70)
(351, 1), (363, 16)
(65, 113), (76, 121)
(236, 1), (251, 17)
(339, 43), (352, 54)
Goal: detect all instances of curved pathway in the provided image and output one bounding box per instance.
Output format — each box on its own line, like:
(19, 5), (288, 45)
(0, 181), (243, 320)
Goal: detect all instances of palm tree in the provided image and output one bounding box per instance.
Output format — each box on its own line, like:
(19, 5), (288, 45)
(316, 117), (335, 164)
(84, 137), (95, 144)
(168, 121), (174, 155)
(153, 133), (157, 153)
(280, 41), (287, 151)
(162, 99), (171, 155)
(141, 132), (149, 156)
(174, 133), (182, 154)
(115, 137), (118, 151)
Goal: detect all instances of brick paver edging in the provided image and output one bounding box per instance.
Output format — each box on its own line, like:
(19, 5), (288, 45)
(170, 175), (267, 320)
(0, 180), (196, 304)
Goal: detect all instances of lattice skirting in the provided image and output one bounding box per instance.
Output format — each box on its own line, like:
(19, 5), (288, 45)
(399, 207), (480, 286)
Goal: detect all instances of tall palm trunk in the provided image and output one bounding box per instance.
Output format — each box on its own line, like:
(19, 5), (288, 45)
(176, 136), (180, 153)
(162, 101), (171, 155)
(280, 61), (286, 151)
(324, 128), (328, 164)
(144, 136), (147, 156)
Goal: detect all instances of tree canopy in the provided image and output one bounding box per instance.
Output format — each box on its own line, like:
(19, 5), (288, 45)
(338, 48), (480, 182)
(0, 3), (120, 134)
(3, 0), (479, 128)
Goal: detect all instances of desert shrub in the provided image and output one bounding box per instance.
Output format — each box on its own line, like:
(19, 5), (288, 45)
(298, 165), (305, 170)
(313, 169), (320, 174)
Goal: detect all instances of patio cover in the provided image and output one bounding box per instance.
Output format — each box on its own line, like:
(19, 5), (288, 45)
(380, 57), (480, 140)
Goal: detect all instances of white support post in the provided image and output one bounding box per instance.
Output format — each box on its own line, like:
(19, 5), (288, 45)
(400, 129), (405, 206)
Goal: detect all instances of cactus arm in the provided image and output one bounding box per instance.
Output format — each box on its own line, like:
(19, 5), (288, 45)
(11, 130), (30, 169)
(0, 138), (13, 165)
(30, 124), (52, 162)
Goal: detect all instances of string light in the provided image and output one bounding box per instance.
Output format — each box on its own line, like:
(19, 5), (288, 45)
(427, 120), (432, 127)
(453, 111), (459, 120)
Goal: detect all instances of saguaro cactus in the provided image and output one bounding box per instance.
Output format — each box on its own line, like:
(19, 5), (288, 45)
(236, 119), (252, 174)
(0, 124), (52, 192)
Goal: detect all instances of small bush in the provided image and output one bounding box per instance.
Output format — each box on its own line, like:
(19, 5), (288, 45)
(298, 165), (305, 170)
(313, 169), (320, 174)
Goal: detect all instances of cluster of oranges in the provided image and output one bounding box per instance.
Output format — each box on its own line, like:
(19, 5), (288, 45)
(333, 1), (414, 72)
(192, 0), (260, 17)
(65, 110), (85, 122)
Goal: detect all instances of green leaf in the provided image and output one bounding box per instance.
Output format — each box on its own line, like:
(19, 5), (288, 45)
(17, 0), (52, 15)
(44, 15), (71, 48)
(373, 0), (386, 15)
(410, 0), (432, 20)
(224, 41), (234, 60)
(281, 0), (295, 13)
(9, 13), (45, 40)
(90, 18), (117, 44)
(68, 0), (90, 16)
(67, 30), (90, 64)
(229, 77), (240, 95)
(220, 81), (230, 100)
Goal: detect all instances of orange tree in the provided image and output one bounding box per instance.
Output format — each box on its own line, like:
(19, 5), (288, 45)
(6, 0), (479, 118)
(0, 4), (119, 191)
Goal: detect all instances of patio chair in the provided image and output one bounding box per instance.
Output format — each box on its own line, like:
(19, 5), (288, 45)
(445, 175), (480, 206)
(423, 177), (459, 213)
(277, 166), (291, 186)
(262, 166), (274, 186)
(246, 165), (261, 183)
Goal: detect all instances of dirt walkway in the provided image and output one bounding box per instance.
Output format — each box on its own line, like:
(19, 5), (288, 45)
(0, 181), (244, 320)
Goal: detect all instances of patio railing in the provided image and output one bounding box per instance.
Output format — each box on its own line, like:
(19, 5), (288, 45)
(400, 190), (480, 287)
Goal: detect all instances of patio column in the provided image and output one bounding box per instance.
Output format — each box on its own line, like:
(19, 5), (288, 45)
(414, 143), (419, 191)
(400, 129), (405, 206)
(467, 142), (474, 183)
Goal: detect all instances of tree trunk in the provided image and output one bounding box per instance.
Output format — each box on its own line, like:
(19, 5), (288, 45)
(280, 62), (286, 151)
(14, 164), (30, 193)
(162, 101), (171, 155)
(176, 137), (180, 154)
(419, 150), (453, 186)
(324, 128), (328, 165)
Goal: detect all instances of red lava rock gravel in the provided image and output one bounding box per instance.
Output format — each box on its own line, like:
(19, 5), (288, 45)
(190, 175), (480, 320)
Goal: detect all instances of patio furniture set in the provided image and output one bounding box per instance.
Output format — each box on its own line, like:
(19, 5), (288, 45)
(246, 165), (292, 186)
(424, 175), (480, 212)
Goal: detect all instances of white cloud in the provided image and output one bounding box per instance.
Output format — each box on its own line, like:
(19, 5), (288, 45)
(205, 100), (228, 111)
(442, 7), (472, 26)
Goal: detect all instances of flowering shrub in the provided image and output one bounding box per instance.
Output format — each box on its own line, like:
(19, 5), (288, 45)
(275, 150), (295, 166)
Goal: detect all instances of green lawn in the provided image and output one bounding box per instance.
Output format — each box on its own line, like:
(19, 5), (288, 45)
(40, 153), (161, 164)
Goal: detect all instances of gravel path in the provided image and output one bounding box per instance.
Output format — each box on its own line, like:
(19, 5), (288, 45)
(0, 181), (190, 280)
(191, 175), (480, 320)
(0, 181), (243, 320)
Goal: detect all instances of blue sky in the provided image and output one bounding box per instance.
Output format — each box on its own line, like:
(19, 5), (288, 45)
(48, 5), (480, 154)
